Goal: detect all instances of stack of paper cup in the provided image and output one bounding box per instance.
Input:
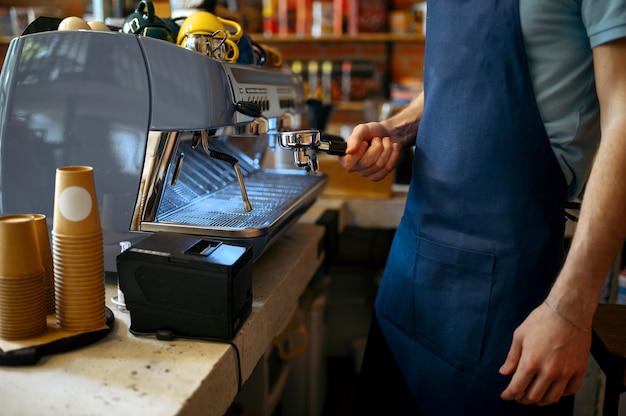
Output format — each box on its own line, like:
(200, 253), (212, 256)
(0, 215), (47, 340)
(31, 214), (55, 315)
(52, 166), (106, 332)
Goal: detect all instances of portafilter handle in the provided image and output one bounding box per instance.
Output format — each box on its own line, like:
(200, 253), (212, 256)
(318, 133), (348, 155)
(277, 130), (347, 173)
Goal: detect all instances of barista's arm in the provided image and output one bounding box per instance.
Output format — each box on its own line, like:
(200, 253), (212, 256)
(548, 36), (626, 355)
(339, 92), (423, 181)
(379, 92), (423, 147)
(500, 37), (626, 406)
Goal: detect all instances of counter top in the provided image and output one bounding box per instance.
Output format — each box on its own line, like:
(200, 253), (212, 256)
(301, 190), (408, 231)
(0, 222), (325, 416)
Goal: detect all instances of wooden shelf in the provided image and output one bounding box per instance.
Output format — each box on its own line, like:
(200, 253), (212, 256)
(1, 33), (424, 45)
(250, 32), (424, 43)
(334, 101), (364, 112)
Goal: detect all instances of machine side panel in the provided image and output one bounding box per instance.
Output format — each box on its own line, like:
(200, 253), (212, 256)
(0, 31), (151, 270)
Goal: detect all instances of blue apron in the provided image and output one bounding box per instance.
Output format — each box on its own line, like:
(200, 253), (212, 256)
(357, 0), (570, 414)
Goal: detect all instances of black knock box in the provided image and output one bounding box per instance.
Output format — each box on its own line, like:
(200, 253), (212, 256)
(116, 232), (252, 340)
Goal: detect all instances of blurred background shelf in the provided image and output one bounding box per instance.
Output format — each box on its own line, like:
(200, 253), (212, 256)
(250, 32), (424, 43)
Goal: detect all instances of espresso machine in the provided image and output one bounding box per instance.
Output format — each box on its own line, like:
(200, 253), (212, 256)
(0, 30), (344, 273)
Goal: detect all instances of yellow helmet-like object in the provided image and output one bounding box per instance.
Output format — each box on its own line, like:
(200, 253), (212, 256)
(176, 11), (242, 62)
(176, 11), (243, 45)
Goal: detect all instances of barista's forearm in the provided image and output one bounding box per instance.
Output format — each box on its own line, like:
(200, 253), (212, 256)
(548, 119), (626, 330)
(381, 92), (423, 148)
(548, 39), (626, 330)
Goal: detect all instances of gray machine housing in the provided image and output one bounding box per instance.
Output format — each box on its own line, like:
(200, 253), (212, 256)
(0, 30), (324, 271)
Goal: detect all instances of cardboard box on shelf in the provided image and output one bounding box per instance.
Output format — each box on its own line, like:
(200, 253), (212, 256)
(318, 154), (394, 199)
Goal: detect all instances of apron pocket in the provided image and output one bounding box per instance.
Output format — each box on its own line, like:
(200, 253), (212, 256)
(413, 236), (495, 365)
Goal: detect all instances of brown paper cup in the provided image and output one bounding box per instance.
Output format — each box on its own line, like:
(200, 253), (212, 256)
(0, 215), (44, 277)
(0, 269), (47, 340)
(52, 241), (104, 252)
(52, 245), (105, 259)
(31, 214), (55, 314)
(51, 230), (103, 243)
(56, 289), (105, 302)
(53, 166), (102, 236)
(55, 303), (106, 332)
(54, 264), (104, 276)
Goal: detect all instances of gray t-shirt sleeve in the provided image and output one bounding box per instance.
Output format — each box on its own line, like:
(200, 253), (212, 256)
(520, 0), (626, 200)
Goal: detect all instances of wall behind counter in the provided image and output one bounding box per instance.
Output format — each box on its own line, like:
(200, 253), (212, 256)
(0, 0), (86, 16)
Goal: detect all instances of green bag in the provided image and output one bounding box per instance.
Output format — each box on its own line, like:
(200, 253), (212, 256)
(122, 0), (175, 43)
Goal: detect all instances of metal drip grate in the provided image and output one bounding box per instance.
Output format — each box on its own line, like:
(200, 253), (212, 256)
(158, 170), (323, 229)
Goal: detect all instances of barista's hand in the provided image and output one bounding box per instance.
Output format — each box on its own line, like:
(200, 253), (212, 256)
(339, 122), (403, 182)
(499, 302), (591, 406)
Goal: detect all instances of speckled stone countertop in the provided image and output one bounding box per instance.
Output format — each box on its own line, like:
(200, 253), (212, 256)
(0, 222), (326, 416)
